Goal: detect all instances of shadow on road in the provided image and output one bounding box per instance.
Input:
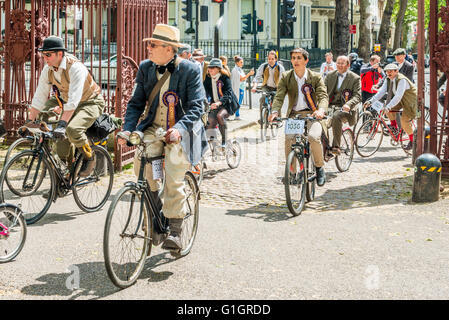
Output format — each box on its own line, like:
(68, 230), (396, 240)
(20, 252), (177, 299)
(352, 155), (409, 164)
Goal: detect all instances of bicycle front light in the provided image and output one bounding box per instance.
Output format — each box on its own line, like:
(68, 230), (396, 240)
(129, 131), (144, 145)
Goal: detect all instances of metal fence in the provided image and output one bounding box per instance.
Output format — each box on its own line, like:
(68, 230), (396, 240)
(0, 0), (167, 171)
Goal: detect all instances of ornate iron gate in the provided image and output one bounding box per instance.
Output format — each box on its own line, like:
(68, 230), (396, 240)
(0, 0), (167, 171)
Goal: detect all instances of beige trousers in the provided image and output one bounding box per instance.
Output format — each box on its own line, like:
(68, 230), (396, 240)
(387, 110), (413, 135)
(133, 126), (190, 219)
(284, 111), (324, 168)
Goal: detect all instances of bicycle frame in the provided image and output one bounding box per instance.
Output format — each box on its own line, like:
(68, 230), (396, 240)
(371, 109), (413, 143)
(0, 222), (9, 237)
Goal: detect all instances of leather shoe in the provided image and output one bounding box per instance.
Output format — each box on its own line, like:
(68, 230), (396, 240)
(316, 167), (326, 186)
(161, 218), (183, 251)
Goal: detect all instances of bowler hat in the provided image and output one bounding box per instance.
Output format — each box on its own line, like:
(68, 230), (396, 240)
(208, 58), (223, 69)
(393, 48), (407, 56)
(38, 36), (67, 52)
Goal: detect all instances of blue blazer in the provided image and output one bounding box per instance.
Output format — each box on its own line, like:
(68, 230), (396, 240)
(123, 58), (208, 165)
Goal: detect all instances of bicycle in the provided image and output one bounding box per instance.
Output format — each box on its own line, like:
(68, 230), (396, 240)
(0, 203), (26, 263)
(104, 129), (199, 288)
(275, 115), (327, 216)
(256, 88), (281, 142)
(355, 102), (416, 158)
(0, 120), (114, 224)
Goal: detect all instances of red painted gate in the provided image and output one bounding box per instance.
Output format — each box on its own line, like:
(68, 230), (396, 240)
(0, 0), (167, 171)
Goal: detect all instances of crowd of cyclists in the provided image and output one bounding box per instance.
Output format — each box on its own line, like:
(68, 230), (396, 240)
(2, 24), (447, 287)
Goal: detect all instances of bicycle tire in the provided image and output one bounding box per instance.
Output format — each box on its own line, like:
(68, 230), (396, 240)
(284, 150), (306, 216)
(305, 156), (316, 202)
(225, 139), (241, 169)
(0, 204), (27, 263)
(190, 160), (204, 187)
(72, 145), (114, 213)
(355, 119), (384, 158)
(335, 128), (355, 172)
(260, 107), (268, 142)
(4, 136), (34, 167)
(103, 185), (150, 289)
(0, 150), (55, 225)
(171, 171), (200, 258)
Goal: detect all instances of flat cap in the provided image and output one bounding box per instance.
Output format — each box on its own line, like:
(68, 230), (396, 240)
(393, 48), (407, 56)
(384, 63), (399, 71)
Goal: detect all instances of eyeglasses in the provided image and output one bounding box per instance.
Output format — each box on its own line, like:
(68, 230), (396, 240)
(42, 52), (55, 57)
(147, 42), (167, 49)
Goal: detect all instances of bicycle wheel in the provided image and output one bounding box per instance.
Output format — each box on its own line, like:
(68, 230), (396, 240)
(400, 129), (413, 156)
(4, 136), (35, 167)
(260, 107), (268, 142)
(0, 204), (27, 263)
(72, 145), (114, 213)
(354, 110), (373, 134)
(0, 150), (55, 225)
(103, 185), (150, 289)
(305, 156), (316, 202)
(355, 119), (384, 158)
(335, 128), (355, 172)
(172, 171), (200, 258)
(225, 139), (241, 169)
(284, 150), (306, 216)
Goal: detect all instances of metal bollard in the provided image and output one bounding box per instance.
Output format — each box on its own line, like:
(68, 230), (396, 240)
(412, 153), (442, 202)
(423, 126), (431, 153)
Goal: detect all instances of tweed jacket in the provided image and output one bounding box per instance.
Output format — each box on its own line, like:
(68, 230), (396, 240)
(123, 57), (208, 165)
(272, 68), (329, 117)
(325, 70), (361, 126)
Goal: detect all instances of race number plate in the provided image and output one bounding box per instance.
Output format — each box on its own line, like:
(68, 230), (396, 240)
(371, 101), (384, 112)
(285, 119), (305, 135)
(152, 159), (164, 180)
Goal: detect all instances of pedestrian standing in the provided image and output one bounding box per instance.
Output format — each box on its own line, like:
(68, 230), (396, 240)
(219, 56), (231, 74)
(320, 52), (336, 79)
(231, 56), (254, 120)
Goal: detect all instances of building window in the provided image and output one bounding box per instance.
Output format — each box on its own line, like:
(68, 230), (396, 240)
(311, 21), (318, 48)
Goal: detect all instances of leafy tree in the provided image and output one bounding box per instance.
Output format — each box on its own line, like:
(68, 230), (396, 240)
(332, 0), (350, 56)
(377, 0), (396, 59)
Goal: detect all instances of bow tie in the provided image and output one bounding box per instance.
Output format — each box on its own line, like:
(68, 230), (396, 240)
(157, 59), (176, 74)
(338, 73), (345, 78)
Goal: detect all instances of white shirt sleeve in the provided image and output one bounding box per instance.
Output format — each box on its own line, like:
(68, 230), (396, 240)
(386, 79), (410, 109)
(65, 62), (89, 111)
(31, 66), (52, 111)
(252, 64), (265, 84)
(371, 78), (388, 102)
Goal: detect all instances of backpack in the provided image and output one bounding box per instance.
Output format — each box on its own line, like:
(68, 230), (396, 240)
(86, 113), (122, 142)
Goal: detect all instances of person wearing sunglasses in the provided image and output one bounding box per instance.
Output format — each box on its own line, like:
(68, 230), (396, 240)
(28, 36), (104, 195)
(117, 24), (207, 252)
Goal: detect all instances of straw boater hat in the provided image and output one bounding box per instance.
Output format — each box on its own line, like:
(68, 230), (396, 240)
(192, 49), (207, 59)
(142, 24), (184, 47)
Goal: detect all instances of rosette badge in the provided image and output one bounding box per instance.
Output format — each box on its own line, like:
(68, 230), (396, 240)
(163, 91), (179, 128)
(341, 89), (352, 102)
(301, 83), (317, 112)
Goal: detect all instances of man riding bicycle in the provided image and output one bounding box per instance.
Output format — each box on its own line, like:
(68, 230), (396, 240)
(117, 24), (207, 251)
(27, 36), (105, 192)
(325, 55), (361, 154)
(268, 48), (329, 187)
(364, 63), (417, 151)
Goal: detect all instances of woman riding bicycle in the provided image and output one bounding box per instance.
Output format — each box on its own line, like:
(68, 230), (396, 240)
(203, 58), (239, 148)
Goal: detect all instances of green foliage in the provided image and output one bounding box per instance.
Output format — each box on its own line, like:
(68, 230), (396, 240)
(393, 0), (447, 30)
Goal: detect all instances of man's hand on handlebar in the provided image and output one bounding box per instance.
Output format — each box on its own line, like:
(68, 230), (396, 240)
(165, 128), (181, 144)
(312, 109), (325, 119)
(268, 112), (278, 123)
(117, 131), (130, 146)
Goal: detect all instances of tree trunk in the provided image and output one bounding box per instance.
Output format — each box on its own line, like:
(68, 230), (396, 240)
(377, 0), (396, 60)
(393, 0), (408, 50)
(332, 0), (350, 56)
(358, 0), (371, 61)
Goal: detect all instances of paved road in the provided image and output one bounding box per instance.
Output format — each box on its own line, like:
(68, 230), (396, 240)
(1, 123), (449, 300)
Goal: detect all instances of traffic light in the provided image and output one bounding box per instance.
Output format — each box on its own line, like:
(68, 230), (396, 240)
(181, 0), (193, 22)
(257, 19), (263, 33)
(282, 0), (296, 23)
(211, 0), (226, 2)
(241, 13), (252, 34)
